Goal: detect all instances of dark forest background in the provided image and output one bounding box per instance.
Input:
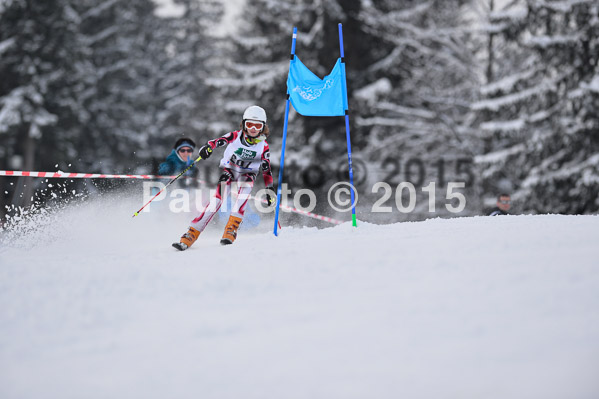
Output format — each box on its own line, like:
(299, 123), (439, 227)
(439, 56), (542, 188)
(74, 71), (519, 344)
(1, 0), (598, 224)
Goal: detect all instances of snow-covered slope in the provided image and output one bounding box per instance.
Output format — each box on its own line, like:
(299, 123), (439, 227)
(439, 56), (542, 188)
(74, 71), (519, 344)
(1, 194), (598, 399)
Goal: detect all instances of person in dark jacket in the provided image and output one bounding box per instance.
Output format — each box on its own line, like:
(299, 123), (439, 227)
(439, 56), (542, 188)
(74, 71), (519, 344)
(158, 137), (199, 187)
(489, 193), (511, 216)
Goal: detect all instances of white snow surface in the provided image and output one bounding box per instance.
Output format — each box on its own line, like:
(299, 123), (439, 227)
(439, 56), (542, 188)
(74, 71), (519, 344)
(1, 193), (599, 399)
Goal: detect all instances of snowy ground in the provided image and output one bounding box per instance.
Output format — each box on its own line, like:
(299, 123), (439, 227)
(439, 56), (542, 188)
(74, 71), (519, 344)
(1, 193), (598, 399)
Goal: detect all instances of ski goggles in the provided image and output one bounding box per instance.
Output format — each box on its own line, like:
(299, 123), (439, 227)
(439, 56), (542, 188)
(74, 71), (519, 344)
(244, 120), (264, 130)
(177, 147), (194, 153)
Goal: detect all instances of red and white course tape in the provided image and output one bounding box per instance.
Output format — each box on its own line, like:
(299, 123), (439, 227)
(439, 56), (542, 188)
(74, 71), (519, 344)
(1, 170), (345, 225)
(0, 170), (178, 180)
(283, 206), (343, 225)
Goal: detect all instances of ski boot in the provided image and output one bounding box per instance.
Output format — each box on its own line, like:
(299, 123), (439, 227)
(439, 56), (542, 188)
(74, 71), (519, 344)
(220, 215), (242, 245)
(172, 226), (200, 251)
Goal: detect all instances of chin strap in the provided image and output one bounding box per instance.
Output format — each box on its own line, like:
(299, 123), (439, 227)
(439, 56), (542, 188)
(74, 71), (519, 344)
(245, 133), (266, 145)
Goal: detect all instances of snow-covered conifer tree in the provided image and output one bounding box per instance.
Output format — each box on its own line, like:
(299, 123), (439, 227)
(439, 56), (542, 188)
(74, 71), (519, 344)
(474, 0), (599, 214)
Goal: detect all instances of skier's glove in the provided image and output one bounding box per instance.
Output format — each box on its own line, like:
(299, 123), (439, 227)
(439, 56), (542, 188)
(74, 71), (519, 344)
(215, 138), (228, 148)
(218, 169), (234, 184)
(198, 144), (213, 159)
(265, 186), (276, 207)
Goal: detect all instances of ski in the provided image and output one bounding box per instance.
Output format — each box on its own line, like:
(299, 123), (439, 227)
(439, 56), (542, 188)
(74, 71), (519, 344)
(172, 242), (189, 251)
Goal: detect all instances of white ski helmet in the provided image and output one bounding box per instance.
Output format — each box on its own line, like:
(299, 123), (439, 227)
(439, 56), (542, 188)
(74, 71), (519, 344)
(243, 105), (267, 124)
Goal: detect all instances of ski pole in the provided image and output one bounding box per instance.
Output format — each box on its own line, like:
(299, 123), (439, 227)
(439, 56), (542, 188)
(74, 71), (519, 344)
(132, 152), (208, 218)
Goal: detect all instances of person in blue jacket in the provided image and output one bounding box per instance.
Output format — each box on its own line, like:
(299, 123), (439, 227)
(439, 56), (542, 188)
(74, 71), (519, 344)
(158, 137), (199, 188)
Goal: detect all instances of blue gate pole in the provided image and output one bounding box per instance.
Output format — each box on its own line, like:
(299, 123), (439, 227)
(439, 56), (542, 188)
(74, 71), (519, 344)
(274, 27), (297, 236)
(338, 23), (357, 227)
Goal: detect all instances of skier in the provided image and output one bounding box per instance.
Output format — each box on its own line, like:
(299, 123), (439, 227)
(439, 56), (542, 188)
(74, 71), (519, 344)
(172, 105), (275, 250)
(489, 193), (511, 216)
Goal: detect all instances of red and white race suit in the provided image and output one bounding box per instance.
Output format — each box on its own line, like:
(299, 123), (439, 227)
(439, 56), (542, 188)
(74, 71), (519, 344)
(190, 130), (273, 232)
